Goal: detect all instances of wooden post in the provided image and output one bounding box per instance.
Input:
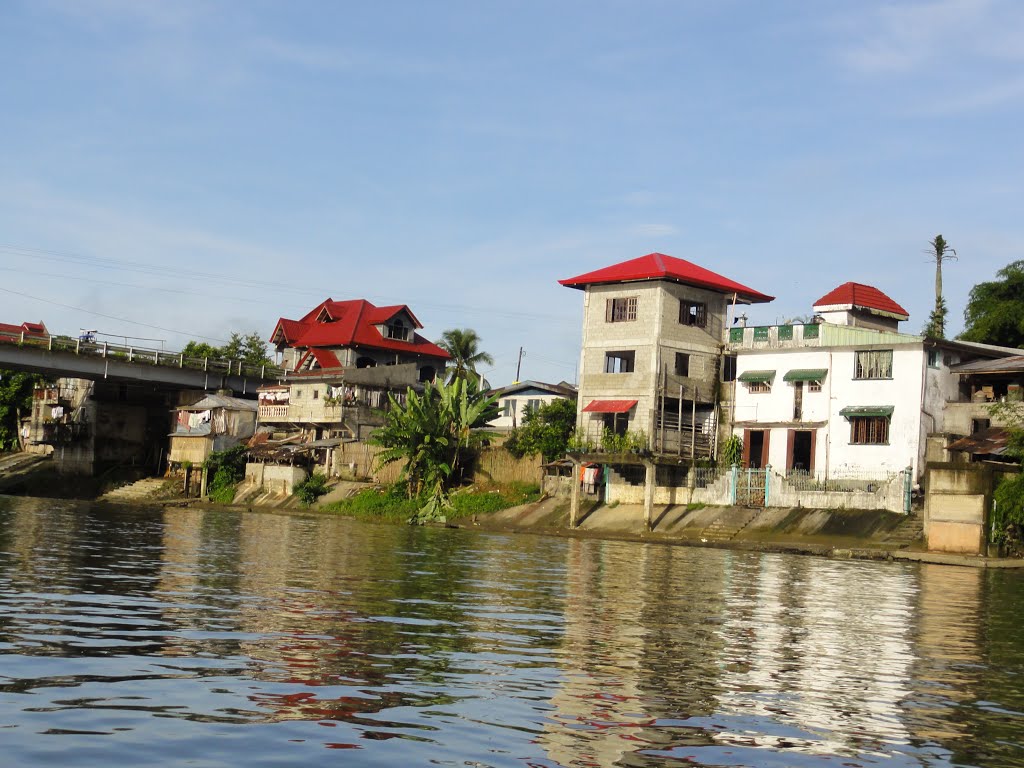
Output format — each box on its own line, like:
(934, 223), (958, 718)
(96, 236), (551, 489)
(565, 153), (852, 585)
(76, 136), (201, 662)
(569, 458), (581, 528)
(643, 460), (655, 530)
(677, 384), (683, 456)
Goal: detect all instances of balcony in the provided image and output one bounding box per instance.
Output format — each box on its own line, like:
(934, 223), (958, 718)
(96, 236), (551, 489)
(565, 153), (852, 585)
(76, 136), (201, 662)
(38, 421), (89, 445)
(258, 404), (289, 420)
(727, 323), (820, 350)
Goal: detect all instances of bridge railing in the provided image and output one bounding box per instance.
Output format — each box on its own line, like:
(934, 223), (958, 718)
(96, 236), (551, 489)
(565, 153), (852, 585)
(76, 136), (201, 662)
(1, 331), (285, 381)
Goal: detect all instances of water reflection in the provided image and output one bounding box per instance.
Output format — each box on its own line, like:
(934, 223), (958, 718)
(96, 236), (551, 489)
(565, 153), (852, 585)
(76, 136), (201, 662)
(1, 496), (1023, 767)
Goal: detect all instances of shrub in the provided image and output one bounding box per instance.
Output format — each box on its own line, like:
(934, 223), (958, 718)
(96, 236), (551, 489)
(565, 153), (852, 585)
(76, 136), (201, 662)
(295, 472), (330, 506)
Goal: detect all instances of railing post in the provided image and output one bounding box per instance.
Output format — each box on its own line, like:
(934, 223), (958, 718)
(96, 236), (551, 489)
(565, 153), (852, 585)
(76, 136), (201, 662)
(203, 357), (208, 371)
(730, 463), (738, 505)
(76, 338), (81, 354)
(154, 350), (160, 366)
(128, 348), (134, 362)
(102, 342), (108, 357)
(47, 335), (52, 351)
(764, 464), (771, 506)
(179, 353), (184, 368)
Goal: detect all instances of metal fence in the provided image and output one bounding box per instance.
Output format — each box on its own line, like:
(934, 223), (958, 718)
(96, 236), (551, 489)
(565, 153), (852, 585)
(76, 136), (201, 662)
(784, 468), (899, 493)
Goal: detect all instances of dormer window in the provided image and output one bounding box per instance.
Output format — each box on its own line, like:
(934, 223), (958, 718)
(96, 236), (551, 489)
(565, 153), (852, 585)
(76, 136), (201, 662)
(386, 318), (411, 341)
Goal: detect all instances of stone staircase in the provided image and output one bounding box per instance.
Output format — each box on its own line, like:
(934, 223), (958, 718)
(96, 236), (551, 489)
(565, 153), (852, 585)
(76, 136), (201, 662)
(701, 508), (762, 542)
(99, 477), (168, 503)
(883, 514), (925, 548)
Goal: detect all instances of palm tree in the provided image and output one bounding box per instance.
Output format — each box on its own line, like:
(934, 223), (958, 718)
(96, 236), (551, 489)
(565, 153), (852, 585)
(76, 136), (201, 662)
(925, 234), (957, 338)
(438, 328), (494, 383)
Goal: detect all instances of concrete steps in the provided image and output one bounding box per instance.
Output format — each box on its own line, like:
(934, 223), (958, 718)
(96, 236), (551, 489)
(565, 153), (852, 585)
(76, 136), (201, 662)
(701, 508), (761, 542)
(99, 477), (168, 502)
(883, 514), (924, 548)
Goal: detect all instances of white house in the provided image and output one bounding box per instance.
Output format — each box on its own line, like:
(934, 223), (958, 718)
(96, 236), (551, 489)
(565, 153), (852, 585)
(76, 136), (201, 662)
(488, 380), (577, 430)
(728, 282), (1015, 481)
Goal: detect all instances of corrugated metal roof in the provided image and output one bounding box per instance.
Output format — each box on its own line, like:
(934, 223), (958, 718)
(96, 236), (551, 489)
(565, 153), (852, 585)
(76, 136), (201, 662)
(947, 428), (1013, 456)
(558, 252), (774, 303)
(819, 325), (922, 347)
(582, 399), (638, 413)
(813, 282), (909, 318)
(951, 355), (1024, 374)
(178, 394), (257, 411)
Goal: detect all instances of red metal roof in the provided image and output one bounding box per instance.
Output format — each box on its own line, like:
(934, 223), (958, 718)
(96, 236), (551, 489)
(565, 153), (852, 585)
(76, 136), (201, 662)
(812, 282), (909, 319)
(582, 399), (638, 413)
(310, 348), (342, 370)
(559, 253), (774, 304)
(0, 321), (49, 340)
(270, 298), (449, 361)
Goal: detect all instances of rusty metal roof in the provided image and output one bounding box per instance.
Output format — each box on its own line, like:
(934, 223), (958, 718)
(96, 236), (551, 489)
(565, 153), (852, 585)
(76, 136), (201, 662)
(946, 427), (1014, 456)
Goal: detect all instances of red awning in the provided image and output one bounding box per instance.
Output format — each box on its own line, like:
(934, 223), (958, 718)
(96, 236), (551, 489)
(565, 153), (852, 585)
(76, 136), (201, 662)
(582, 399), (638, 414)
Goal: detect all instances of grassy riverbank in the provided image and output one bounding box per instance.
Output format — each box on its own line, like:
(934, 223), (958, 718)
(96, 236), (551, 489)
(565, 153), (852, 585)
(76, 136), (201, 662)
(320, 482), (542, 523)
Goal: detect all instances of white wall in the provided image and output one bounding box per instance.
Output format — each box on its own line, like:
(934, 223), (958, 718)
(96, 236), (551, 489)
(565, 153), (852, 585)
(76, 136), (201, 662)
(733, 342), (934, 478)
(489, 393), (569, 429)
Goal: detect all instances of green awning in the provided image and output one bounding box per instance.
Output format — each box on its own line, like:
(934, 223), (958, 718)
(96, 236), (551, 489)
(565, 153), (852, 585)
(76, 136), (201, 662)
(839, 406), (894, 418)
(783, 368), (828, 382)
(737, 370), (776, 383)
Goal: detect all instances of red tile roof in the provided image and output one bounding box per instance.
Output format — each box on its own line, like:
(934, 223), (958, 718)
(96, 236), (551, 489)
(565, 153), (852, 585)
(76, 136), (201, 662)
(270, 298), (449, 363)
(812, 282), (909, 319)
(559, 253), (774, 303)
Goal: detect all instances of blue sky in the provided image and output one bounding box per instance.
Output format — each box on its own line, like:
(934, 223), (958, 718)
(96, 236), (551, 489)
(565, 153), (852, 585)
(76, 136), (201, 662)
(2, 0), (1022, 385)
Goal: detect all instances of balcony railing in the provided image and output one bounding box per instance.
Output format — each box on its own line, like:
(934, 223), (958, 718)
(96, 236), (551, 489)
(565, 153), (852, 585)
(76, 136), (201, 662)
(258, 405), (289, 420)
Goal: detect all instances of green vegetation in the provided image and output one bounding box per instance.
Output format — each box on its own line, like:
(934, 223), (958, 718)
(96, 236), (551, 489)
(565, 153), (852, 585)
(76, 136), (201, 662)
(203, 445), (248, 504)
(988, 401), (1024, 553)
(323, 482), (540, 524)
(958, 261), (1024, 348)
(295, 472), (330, 506)
(437, 328), (494, 383)
(720, 434), (743, 467)
(0, 370), (39, 451)
(600, 427), (648, 453)
(182, 331), (273, 366)
(505, 398), (577, 461)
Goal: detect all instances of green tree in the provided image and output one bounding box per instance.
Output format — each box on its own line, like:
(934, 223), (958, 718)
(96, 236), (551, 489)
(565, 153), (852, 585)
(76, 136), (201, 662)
(219, 331), (273, 366)
(370, 378), (498, 514)
(924, 234), (956, 338)
(438, 328), (494, 383)
(181, 340), (220, 359)
(0, 369), (38, 451)
(987, 401), (1024, 553)
(959, 261), (1024, 348)
(505, 398), (577, 461)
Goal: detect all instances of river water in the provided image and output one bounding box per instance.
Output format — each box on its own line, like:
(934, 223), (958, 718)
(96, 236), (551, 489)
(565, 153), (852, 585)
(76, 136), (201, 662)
(1, 496), (1023, 767)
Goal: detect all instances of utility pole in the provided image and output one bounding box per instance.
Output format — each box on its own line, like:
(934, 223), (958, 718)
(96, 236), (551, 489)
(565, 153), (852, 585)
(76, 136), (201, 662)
(515, 347), (524, 382)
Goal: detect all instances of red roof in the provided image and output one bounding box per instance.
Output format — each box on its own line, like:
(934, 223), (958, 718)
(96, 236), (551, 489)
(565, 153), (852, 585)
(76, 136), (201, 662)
(582, 399), (638, 414)
(559, 253), (773, 304)
(812, 282), (909, 319)
(310, 348), (342, 369)
(0, 321), (49, 339)
(270, 298), (450, 362)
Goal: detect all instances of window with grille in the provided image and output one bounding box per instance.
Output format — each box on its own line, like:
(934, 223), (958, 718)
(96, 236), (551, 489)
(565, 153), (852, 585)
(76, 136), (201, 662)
(679, 300), (707, 327)
(808, 380), (822, 392)
(854, 350), (893, 379)
(850, 416), (889, 444)
(604, 351), (635, 373)
(605, 297), (638, 322)
(747, 381), (771, 394)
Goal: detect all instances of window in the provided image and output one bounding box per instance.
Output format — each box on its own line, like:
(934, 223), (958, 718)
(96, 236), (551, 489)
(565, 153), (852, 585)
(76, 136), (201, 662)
(927, 349), (940, 368)
(604, 351), (635, 373)
(313, 389), (319, 399)
(503, 399), (516, 417)
(527, 398), (542, 412)
(747, 381), (771, 394)
(674, 352), (690, 377)
(605, 297), (637, 323)
(808, 379), (822, 393)
(679, 300), (707, 328)
(723, 354), (737, 382)
(855, 350), (893, 379)
(850, 416), (889, 445)
(386, 320), (411, 341)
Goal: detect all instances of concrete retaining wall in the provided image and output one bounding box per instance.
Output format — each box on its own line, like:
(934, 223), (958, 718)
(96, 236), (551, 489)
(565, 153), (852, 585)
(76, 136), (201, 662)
(924, 463), (992, 555)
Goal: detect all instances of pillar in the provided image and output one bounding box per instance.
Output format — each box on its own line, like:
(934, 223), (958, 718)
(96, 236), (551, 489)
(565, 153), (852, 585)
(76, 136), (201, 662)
(643, 460), (655, 531)
(569, 458), (581, 528)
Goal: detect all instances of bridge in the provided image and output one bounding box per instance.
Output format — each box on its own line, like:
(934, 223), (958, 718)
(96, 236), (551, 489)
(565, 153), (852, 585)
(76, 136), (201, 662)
(0, 332), (284, 394)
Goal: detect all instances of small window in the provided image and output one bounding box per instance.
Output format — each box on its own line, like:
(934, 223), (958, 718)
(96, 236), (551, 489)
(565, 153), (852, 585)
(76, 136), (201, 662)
(808, 380), (822, 393)
(855, 350), (893, 379)
(674, 352), (690, 377)
(503, 399), (516, 417)
(747, 381), (771, 394)
(295, 389), (302, 398)
(680, 300), (707, 328)
(971, 418), (990, 434)
(723, 355), (737, 382)
(604, 351), (635, 373)
(605, 297), (638, 323)
(527, 398), (542, 412)
(313, 389), (319, 399)
(850, 416), (889, 445)
(386, 319), (411, 341)
(927, 349), (940, 368)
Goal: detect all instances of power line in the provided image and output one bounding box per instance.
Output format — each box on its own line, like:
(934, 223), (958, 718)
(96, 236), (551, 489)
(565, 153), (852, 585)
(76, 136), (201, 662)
(0, 286), (230, 343)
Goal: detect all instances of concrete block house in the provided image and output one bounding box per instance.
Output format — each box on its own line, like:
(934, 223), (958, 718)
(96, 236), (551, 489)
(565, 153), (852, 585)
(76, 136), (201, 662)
(727, 282), (1017, 482)
(259, 298), (450, 442)
(488, 380), (577, 431)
